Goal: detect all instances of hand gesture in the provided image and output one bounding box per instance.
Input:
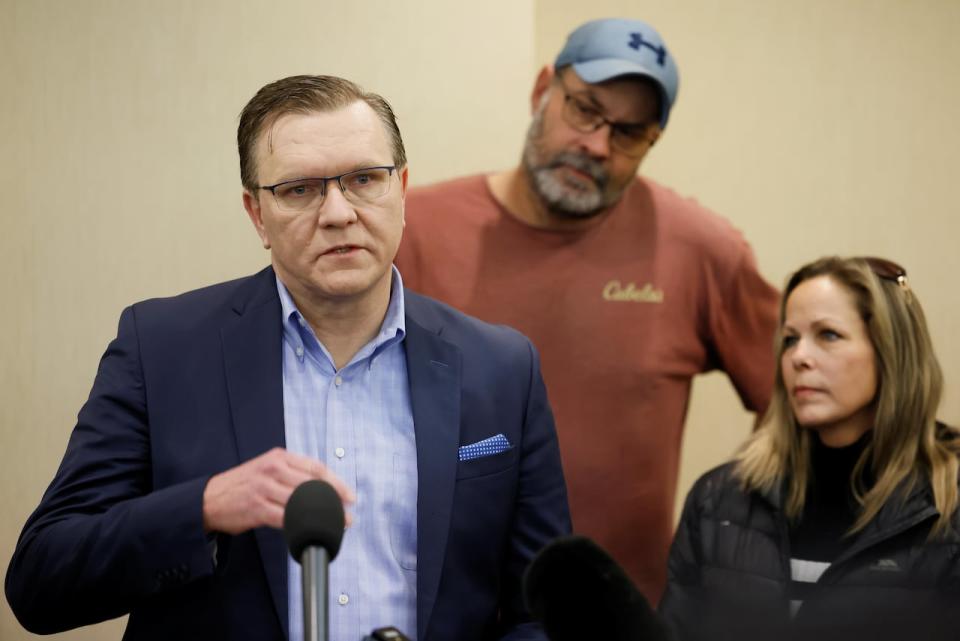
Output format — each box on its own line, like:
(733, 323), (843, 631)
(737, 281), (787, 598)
(202, 448), (355, 535)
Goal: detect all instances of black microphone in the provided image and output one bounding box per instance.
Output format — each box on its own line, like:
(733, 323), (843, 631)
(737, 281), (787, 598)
(283, 480), (346, 641)
(523, 535), (673, 641)
(362, 626), (413, 641)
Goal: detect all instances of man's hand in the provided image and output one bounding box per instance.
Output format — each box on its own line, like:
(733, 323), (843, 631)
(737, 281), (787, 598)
(202, 447), (355, 535)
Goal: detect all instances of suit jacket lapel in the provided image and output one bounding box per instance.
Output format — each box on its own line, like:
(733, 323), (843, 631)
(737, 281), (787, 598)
(220, 266), (289, 638)
(404, 294), (462, 641)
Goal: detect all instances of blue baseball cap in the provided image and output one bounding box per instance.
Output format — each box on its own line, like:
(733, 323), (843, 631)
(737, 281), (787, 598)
(554, 18), (680, 129)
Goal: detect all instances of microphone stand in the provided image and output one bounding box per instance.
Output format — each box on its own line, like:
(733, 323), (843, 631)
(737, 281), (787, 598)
(301, 546), (330, 641)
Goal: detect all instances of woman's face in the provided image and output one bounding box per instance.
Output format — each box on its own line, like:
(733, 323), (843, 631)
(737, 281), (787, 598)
(780, 275), (878, 447)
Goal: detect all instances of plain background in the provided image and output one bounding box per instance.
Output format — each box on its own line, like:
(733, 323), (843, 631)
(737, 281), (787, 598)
(2, 1), (958, 638)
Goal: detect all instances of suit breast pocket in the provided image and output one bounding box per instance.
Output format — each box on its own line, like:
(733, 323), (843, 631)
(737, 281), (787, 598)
(455, 448), (517, 480)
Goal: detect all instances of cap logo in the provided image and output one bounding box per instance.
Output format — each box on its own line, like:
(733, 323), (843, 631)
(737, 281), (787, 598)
(628, 33), (667, 66)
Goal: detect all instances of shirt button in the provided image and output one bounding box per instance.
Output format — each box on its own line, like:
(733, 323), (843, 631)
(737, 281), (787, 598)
(337, 593), (349, 605)
(295, 346), (304, 358)
(334, 447), (345, 459)
(298, 317), (306, 327)
(334, 375), (343, 387)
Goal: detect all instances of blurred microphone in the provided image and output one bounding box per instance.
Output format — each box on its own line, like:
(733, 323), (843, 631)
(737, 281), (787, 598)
(362, 626), (413, 641)
(523, 535), (673, 641)
(284, 480), (346, 641)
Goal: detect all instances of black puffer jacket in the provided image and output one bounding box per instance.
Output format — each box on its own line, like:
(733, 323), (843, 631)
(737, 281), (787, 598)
(659, 462), (960, 641)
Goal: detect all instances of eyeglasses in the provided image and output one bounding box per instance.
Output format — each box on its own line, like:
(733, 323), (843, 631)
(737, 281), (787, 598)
(259, 165), (397, 213)
(863, 256), (909, 290)
(557, 78), (659, 158)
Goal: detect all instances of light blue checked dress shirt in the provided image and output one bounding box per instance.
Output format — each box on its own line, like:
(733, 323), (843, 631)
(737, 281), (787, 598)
(279, 267), (418, 641)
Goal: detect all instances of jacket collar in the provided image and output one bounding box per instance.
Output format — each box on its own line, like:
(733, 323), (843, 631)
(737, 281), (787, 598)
(221, 265), (289, 636)
(402, 290), (462, 641)
(756, 459), (941, 557)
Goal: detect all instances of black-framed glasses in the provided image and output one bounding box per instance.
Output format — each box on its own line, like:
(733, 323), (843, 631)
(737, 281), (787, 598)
(557, 78), (659, 157)
(863, 256), (909, 290)
(259, 165), (397, 213)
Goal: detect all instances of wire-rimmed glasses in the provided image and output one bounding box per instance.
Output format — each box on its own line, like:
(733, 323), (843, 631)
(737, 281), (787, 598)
(259, 165), (397, 213)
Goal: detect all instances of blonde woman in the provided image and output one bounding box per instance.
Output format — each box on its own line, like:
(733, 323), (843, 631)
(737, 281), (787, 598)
(659, 256), (960, 641)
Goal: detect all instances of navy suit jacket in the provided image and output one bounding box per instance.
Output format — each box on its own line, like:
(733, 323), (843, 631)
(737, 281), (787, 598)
(6, 266), (571, 641)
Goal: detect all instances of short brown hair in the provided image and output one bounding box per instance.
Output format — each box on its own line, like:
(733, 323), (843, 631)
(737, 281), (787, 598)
(237, 75), (407, 192)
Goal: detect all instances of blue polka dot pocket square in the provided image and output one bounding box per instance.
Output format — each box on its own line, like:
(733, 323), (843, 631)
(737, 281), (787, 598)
(458, 434), (513, 462)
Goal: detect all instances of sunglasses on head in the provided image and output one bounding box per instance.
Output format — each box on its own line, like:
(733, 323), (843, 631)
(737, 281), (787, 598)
(862, 256), (909, 290)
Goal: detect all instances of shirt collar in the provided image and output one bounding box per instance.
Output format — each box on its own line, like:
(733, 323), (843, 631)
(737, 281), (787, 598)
(275, 266), (406, 366)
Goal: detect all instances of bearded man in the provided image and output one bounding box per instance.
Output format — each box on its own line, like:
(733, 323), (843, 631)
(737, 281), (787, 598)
(395, 18), (779, 603)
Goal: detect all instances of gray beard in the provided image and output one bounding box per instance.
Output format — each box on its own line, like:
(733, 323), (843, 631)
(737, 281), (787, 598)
(521, 111), (623, 219)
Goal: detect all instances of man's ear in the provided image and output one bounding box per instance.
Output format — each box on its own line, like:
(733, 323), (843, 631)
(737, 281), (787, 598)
(531, 64), (556, 114)
(399, 166), (409, 226)
(647, 124), (663, 148)
(242, 189), (271, 249)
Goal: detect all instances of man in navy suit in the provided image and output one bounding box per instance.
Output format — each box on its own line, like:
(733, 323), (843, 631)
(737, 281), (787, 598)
(5, 75), (571, 641)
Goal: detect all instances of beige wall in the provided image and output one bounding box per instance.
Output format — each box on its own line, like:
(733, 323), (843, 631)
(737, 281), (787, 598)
(2, 1), (958, 638)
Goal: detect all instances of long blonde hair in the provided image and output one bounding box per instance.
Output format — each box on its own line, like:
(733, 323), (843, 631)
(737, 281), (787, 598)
(735, 256), (959, 535)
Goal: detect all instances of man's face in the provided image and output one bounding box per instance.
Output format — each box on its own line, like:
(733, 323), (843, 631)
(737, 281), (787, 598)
(243, 103), (407, 306)
(522, 69), (661, 219)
